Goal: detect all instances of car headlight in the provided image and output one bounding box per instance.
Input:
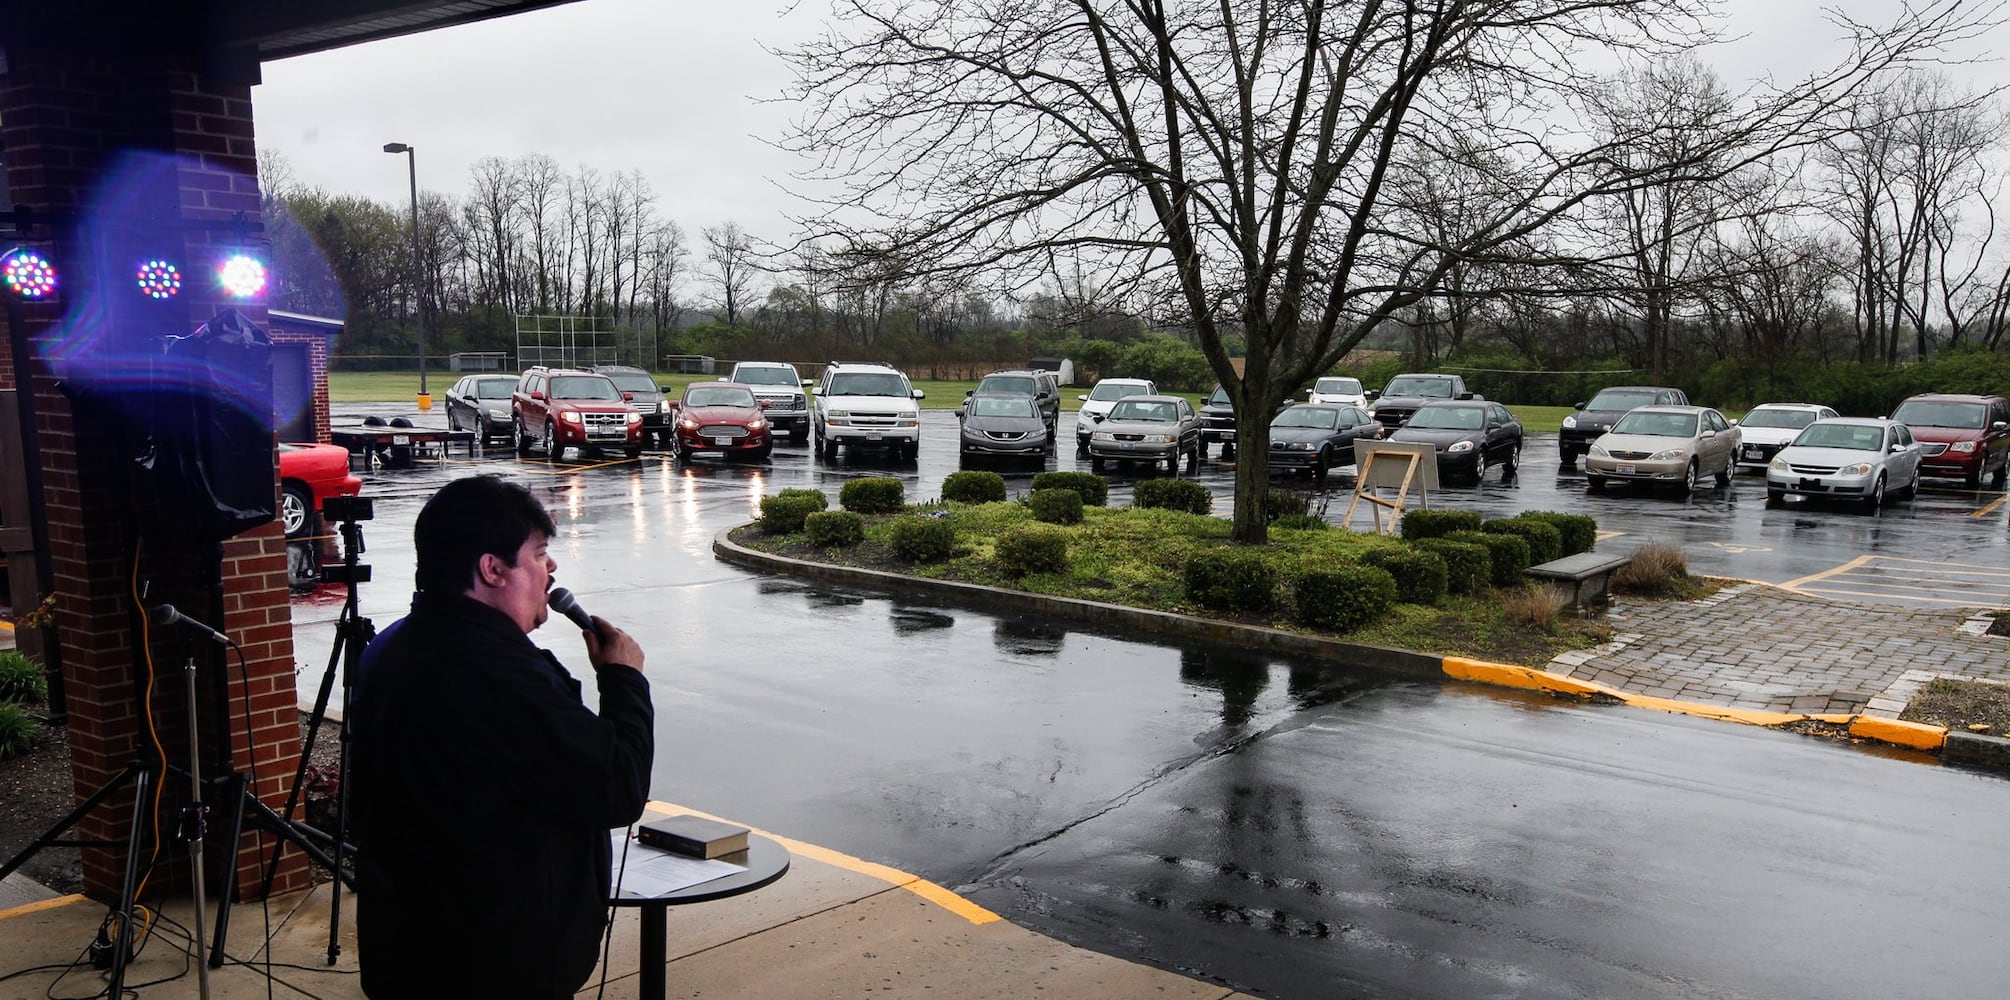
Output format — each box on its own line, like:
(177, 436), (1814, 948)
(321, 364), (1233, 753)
(897, 418), (918, 427)
(626, 412), (642, 425)
(1649, 449), (1686, 462)
(1951, 441), (1977, 453)
(678, 417), (700, 431)
(1092, 431), (1114, 442)
(487, 406), (509, 418)
(1589, 444), (1607, 457)
(1447, 440), (1475, 453)
(560, 411), (582, 424)
(1562, 416), (1577, 429)
(1838, 462), (1874, 476)
(827, 409), (849, 421)
(749, 418), (767, 431)
(659, 400), (671, 414)
(1769, 457), (1789, 471)
(1145, 433), (1173, 443)
(1289, 442), (1312, 451)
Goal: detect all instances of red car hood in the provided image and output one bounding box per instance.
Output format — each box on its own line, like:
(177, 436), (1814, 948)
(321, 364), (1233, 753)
(681, 404), (765, 424)
(1906, 426), (1986, 444)
(280, 443), (362, 502)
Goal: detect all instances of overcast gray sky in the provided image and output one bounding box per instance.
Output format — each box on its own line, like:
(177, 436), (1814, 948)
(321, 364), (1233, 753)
(251, 0), (2000, 247)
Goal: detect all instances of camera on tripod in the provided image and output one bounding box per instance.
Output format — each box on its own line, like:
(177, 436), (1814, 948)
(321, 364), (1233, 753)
(319, 496), (373, 585)
(322, 495), (373, 523)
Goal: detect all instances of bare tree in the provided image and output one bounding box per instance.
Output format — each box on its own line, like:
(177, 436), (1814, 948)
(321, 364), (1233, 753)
(703, 221), (760, 326)
(520, 154), (567, 314)
(782, 0), (1996, 541)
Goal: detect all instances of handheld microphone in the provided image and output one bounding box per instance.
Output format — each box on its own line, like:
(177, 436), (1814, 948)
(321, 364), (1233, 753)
(150, 604), (230, 645)
(546, 587), (598, 636)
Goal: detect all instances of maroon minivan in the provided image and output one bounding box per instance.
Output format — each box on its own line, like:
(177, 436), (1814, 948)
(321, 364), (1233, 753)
(1889, 393), (2010, 487)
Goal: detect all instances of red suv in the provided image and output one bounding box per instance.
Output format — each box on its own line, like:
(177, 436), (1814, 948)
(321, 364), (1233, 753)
(1890, 393), (2010, 487)
(512, 367), (644, 460)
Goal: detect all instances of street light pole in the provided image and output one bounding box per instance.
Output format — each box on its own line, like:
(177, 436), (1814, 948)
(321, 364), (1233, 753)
(383, 142), (429, 409)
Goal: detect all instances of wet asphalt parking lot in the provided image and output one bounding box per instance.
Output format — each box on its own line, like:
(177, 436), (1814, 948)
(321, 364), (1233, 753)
(289, 408), (2010, 998)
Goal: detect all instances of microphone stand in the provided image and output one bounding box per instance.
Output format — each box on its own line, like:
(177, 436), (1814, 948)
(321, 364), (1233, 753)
(180, 655), (212, 1000)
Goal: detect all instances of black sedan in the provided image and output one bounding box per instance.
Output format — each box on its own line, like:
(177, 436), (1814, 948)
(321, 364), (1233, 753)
(1388, 399), (1523, 484)
(1267, 404), (1382, 483)
(959, 393), (1052, 460)
(445, 373), (521, 445)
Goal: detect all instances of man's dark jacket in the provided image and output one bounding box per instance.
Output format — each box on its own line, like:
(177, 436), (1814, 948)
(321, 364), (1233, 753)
(351, 592), (654, 999)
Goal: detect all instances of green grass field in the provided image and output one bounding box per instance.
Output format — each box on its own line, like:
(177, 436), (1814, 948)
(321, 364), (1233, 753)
(330, 371), (1582, 431)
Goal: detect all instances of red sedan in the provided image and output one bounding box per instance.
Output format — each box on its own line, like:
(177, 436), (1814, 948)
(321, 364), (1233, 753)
(279, 442), (363, 538)
(668, 382), (774, 462)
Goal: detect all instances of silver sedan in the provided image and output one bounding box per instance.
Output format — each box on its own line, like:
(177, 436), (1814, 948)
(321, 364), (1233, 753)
(1765, 417), (1924, 511)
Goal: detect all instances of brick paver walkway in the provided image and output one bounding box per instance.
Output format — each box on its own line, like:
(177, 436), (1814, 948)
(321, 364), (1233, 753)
(1545, 584), (2010, 716)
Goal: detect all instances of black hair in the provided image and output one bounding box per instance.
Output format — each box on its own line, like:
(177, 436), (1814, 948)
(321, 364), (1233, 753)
(413, 475), (557, 595)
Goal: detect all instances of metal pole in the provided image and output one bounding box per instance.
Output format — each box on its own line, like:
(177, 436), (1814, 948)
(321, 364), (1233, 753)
(404, 148), (427, 404)
(183, 656), (212, 1000)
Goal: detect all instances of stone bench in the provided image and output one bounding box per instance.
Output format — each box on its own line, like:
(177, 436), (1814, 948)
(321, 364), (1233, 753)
(1524, 552), (1632, 608)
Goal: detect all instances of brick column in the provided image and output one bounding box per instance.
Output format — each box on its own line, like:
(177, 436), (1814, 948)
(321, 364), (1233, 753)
(0, 45), (309, 900)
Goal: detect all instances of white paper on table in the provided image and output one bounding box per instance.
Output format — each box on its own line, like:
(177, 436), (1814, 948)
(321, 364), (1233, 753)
(609, 831), (744, 898)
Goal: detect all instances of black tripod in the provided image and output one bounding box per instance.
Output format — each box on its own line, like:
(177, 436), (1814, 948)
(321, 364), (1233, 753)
(233, 495), (372, 968)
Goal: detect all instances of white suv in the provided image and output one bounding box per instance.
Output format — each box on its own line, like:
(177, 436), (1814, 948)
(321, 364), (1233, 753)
(813, 362), (925, 460)
(1074, 377), (1157, 454)
(728, 361), (812, 441)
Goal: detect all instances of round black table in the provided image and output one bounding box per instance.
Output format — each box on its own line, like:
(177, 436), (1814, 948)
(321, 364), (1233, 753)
(610, 832), (790, 1000)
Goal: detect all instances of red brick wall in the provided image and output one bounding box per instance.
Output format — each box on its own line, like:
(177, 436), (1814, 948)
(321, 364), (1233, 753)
(271, 328), (335, 442)
(0, 47), (309, 899)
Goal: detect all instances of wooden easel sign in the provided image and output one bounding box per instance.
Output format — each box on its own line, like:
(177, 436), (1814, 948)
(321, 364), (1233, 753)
(1342, 440), (1440, 534)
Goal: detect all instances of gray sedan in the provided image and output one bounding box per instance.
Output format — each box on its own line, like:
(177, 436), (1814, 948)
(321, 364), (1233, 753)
(1087, 394), (1203, 474)
(1765, 418), (1924, 511)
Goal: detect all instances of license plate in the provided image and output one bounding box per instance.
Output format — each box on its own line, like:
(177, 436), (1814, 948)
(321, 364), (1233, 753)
(1616, 464), (1635, 475)
(391, 434), (409, 445)
(1744, 447), (1761, 459)
(712, 436), (732, 446)
(1801, 478), (1821, 489)
(866, 433), (881, 441)
(1122, 442), (1135, 450)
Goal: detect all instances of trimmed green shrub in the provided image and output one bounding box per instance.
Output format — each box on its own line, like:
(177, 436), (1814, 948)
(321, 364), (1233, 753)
(1271, 513), (1328, 531)
(0, 701), (35, 761)
(804, 510), (865, 547)
(1448, 529), (1532, 587)
(840, 477), (906, 514)
(1027, 488), (1084, 525)
(1292, 565), (1398, 633)
(1134, 478), (1214, 515)
(996, 525), (1069, 575)
(775, 488), (830, 510)
(942, 470), (1007, 504)
(1030, 471), (1109, 507)
(1414, 538), (1491, 595)
(1482, 518), (1563, 564)
(759, 494), (824, 535)
(1183, 548), (1278, 612)
(0, 651), (46, 704)
(1400, 509), (1482, 541)
(1518, 511), (1597, 556)
(1361, 547), (1448, 605)
(1265, 492), (1310, 521)
(888, 515), (957, 562)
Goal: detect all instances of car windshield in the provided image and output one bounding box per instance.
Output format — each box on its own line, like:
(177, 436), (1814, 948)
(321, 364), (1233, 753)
(1273, 407), (1339, 430)
(1109, 399), (1178, 422)
(1207, 386), (1230, 405)
(1793, 423), (1884, 451)
(1405, 406), (1484, 430)
(736, 367), (797, 386)
(1891, 400), (1988, 429)
(1315, 378), (1362, 395)
(1090, 381), (1151, 401)
(826, 373), (910, 396)
(1740, 407), (1819, 430)
(550, 376), (620, 401)
(1586, 389), (1659, 411)
(604, 374), (656, 394)
(475, 379), (516, 399)
(1611, 411), (1699, 437)
(970, 396), (1036, 418)
(978, 376), (1038, 395)
(1383, 377), (1453, 397)
(685, 385), (757, 408)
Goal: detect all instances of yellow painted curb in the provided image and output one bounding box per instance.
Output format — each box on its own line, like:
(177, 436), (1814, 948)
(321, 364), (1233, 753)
(0, 893), (85, 921)
(1847, 716), (1948, 751)
(1440, 657), (1951, 751)
(643, 800), (1001, 926)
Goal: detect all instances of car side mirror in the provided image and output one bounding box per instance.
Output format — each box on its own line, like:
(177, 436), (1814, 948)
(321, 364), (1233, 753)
(965, 389), (974, 398)
(1993, 420), (2009, 432)
(659, 385), (673, 393)
(1364, 390), (1380, 401)
(913, 390), (926, 400)
(1458, 392), (1475, 400)
(1573, 401), (1587, 410)
(1078, 394), (1090, 402)
(1701, 429), (1716, 438)
(716, 376), (729, 382)
(622, 392), (634, 401)
(531, 391), (546, 401)
(1728, 418), (1739, 426)
(758, 400), (771, 409)
(801, 380), (815, 389)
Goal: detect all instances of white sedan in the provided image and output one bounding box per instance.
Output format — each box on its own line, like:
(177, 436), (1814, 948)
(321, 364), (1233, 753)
(1765, 418), (1924, 511)
(1733, 402), (1837, 471)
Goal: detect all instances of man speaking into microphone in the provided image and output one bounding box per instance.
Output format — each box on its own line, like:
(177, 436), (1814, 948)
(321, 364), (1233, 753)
(351, 475), (653, 998)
